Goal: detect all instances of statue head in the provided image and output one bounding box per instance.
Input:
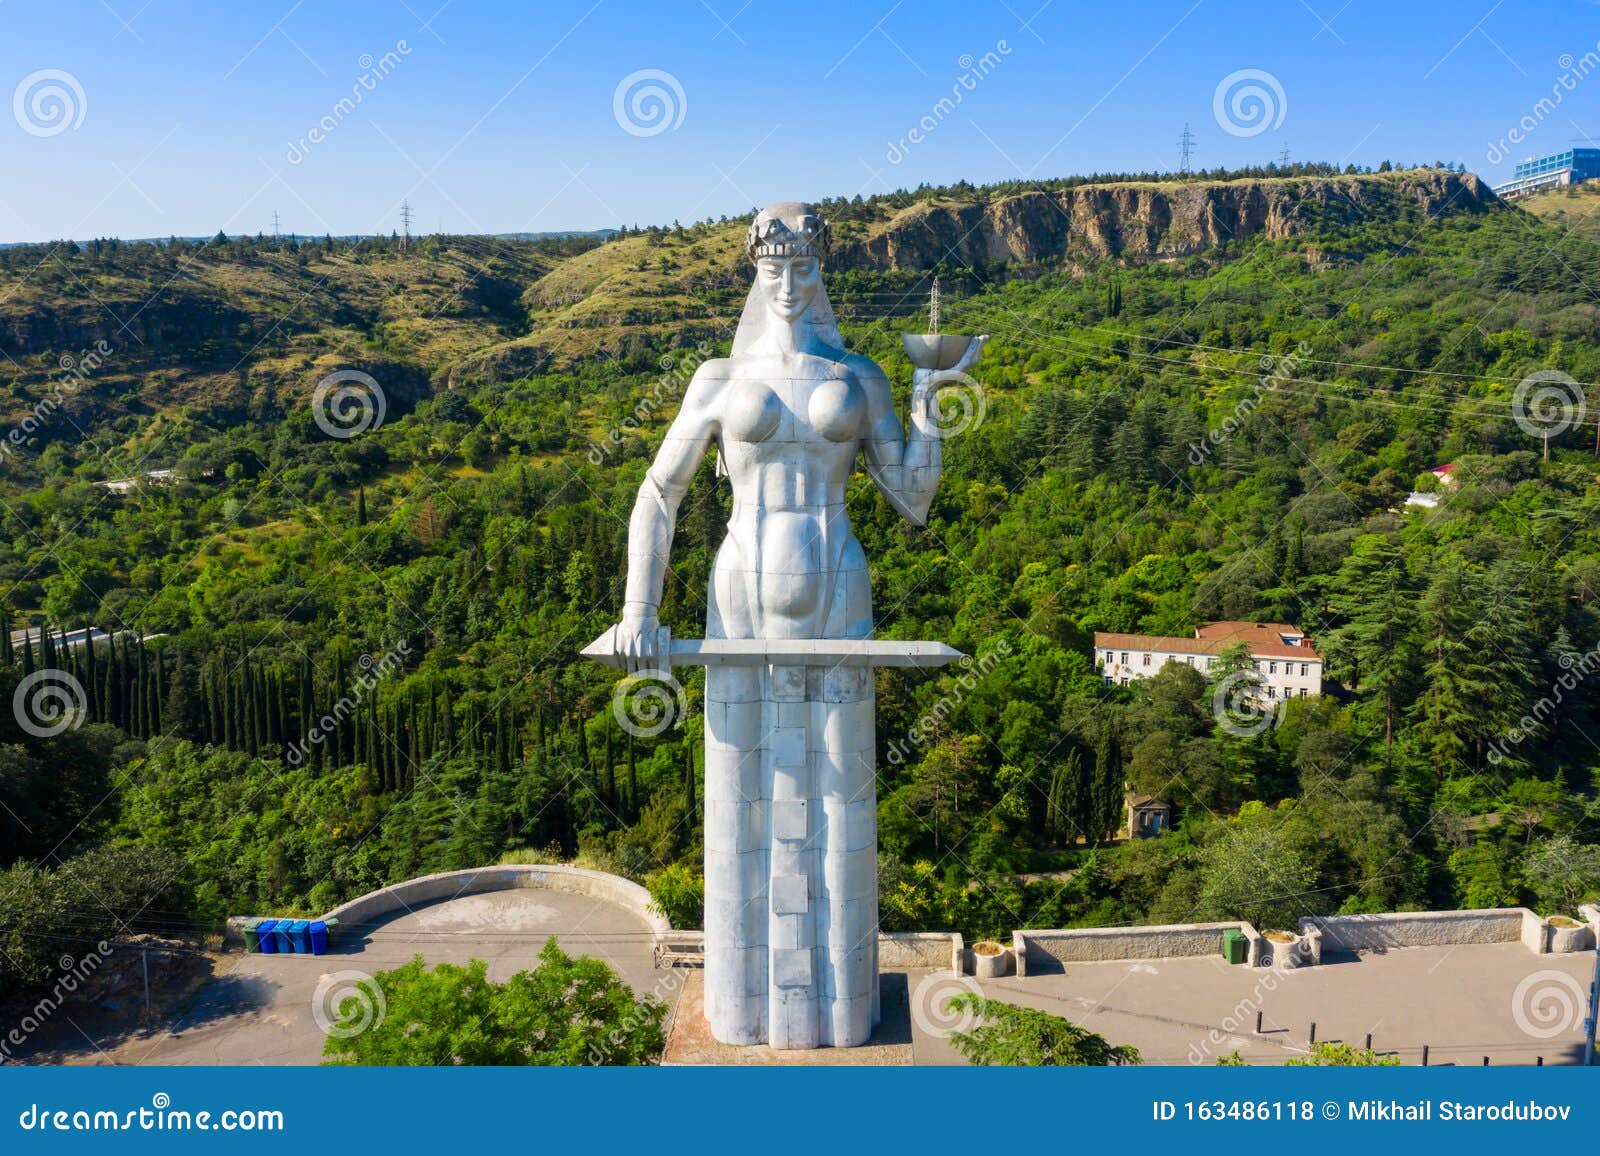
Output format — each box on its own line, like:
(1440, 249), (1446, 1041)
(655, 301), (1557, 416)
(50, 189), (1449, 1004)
(747, 202), (831, 324)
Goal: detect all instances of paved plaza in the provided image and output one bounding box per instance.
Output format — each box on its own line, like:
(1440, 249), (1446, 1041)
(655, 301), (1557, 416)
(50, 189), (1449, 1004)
(22, 890), (1595, 1066)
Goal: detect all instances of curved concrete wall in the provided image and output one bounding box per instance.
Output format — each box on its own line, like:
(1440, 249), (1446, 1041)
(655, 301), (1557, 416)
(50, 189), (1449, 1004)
(227, 864), (671, 947)
(319, 864), (672, 935)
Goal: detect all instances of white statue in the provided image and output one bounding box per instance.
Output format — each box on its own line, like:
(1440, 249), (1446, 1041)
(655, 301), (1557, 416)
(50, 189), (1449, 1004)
(591, 202), (983, 1048)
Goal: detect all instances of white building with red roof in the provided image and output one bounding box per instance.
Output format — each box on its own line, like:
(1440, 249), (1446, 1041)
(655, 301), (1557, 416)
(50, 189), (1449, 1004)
(1093, 621), (1324, 702)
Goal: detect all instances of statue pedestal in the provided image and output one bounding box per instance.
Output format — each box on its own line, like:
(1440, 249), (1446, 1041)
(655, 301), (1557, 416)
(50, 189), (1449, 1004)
(584, 627), (962, 1048)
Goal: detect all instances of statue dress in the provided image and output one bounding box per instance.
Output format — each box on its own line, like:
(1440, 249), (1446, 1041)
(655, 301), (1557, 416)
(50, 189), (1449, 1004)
(604, 203), (983, 1048)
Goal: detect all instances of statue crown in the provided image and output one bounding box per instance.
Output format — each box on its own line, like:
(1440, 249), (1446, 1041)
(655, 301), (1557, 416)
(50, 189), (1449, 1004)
(746, 202), (831, 262)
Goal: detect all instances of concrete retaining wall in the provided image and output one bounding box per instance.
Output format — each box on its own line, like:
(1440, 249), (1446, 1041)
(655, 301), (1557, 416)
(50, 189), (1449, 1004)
(226, 864), (669, 948)
(878, 931), (963, 974)
(1300, 908), (1545, 956)
(1013, 921), (1264, 975)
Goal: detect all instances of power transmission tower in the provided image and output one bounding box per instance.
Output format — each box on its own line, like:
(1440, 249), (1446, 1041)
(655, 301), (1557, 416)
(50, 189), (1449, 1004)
(270, 210), (281, 240)
(399, 200), (414, 251)
(928, 277), (941, 335)
(1177, 123), (1196, 174)
(1279, 143), (1291, 166)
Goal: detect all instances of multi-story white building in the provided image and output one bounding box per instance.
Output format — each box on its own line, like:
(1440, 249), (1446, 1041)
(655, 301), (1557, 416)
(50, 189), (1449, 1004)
(1093, 621), (1323, 703)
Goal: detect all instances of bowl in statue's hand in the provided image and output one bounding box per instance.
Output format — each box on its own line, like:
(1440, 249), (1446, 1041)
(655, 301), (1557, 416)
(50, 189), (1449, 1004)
(901, 333), (974, 371)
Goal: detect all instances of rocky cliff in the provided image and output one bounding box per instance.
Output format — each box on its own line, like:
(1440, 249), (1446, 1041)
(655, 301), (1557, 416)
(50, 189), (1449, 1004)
(833, 170), (1497, 269)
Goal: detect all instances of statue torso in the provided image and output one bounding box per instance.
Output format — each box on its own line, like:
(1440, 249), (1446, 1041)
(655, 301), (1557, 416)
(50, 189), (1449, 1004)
(712, 352), (866, 509)
(704, 351), (872, 635)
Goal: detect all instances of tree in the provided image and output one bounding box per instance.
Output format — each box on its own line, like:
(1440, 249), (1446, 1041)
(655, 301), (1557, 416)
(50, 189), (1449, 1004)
(1089, 723), (1123, 842)
(322, 941), (665, 1066)
(946, 994), (1140, 1066)
(1197, 806), (1321, 930)
(1045, 748), (1087, 845)
(1321, 534), (1418, 765)
(1285, 1042), (1400, 1066)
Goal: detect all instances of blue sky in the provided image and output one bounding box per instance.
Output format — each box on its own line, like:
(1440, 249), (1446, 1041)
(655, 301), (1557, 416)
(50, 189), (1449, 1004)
(3, 0), (1600, 241)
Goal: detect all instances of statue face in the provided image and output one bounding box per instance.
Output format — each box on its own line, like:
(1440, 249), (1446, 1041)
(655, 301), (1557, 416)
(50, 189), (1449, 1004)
(756, 255), (820, 323)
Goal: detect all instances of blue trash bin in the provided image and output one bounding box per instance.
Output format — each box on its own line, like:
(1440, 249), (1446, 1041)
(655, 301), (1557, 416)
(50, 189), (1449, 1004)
(272, 920), (293, 954)
(289, 919), (311, 954)
(309, 921), (329, 956)
(257, 919), (279, 954)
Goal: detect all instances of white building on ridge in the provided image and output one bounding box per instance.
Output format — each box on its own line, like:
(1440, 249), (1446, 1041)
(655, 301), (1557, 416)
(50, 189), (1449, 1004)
(1094, 621), (1323, 702)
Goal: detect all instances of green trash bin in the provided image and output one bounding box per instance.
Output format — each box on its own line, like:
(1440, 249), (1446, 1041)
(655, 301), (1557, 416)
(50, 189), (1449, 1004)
(1221, 928), (1247, 965)
(242, 918), (264, 953)
(322, 918), (340, 948)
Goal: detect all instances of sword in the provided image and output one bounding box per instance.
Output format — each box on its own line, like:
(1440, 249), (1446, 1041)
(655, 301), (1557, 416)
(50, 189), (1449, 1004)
(581, 625), (964, 674)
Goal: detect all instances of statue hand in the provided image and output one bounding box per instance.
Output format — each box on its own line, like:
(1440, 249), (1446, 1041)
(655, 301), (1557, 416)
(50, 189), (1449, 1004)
(912, 335), (988, 391)
(615, 605), (661, 673)
(950, 334), (988, 376)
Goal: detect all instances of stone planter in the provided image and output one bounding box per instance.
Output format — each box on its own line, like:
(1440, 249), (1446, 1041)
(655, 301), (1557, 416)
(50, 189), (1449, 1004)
(1261, 930), (1305, 969)
(971, 940), (1013, 979)
(1547, 916), (1595, 953)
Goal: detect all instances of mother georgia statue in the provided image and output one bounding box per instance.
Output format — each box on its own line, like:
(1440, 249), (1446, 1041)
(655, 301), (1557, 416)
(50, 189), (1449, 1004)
(602, 201), (983, 1049)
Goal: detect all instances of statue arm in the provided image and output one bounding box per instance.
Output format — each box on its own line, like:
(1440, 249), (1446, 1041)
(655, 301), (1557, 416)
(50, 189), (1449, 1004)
(617, 371), (719, 669)
(860, 339), (986, 525)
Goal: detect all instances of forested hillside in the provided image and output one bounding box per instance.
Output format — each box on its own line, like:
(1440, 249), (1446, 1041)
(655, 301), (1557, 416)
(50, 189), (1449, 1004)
(3, 164), (1599, 995)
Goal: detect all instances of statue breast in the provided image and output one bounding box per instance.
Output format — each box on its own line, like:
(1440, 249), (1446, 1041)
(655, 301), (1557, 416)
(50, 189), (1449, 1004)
(807, 373), (863, 443)
(724, 385), (783, 443)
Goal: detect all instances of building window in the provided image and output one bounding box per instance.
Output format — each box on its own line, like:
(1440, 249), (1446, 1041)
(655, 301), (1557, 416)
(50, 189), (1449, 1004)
(1300, 662), (1308, 676)
(1269, 661), (1277, 675)
(1266, 686), (1276, 698)
(1299, 688), (1307, 697)
(1142, 653), (1151, 666)
(1120, 652), (1128, 665)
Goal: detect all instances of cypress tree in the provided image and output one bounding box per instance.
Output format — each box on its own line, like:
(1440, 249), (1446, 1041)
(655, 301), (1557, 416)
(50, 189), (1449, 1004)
(1091, 725), (1123, 843)
(626, 730), (637, 820)
(604, 721), (616, 812)
(146, 647), (163, 737)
